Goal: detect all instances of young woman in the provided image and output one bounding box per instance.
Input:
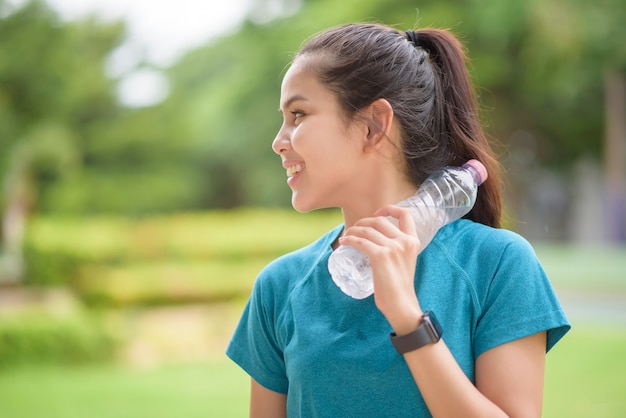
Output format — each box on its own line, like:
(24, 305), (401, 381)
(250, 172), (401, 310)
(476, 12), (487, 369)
(227, 22), (570, 417)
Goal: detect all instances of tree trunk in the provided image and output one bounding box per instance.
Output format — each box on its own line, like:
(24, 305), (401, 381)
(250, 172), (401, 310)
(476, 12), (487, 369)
(604, 70), (626, 243)
(1, 169), (32, 283)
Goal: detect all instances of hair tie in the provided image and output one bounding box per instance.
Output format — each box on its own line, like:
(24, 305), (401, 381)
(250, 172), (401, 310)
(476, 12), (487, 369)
(405, 30), (419, 47)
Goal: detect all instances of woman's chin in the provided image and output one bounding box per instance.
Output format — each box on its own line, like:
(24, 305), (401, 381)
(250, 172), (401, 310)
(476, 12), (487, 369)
(291, 195), (319, 214)
(291, 202), (313, 214)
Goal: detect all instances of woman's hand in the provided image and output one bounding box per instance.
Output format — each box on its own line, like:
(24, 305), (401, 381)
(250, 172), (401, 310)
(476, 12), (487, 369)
(338, 205), (424, 333)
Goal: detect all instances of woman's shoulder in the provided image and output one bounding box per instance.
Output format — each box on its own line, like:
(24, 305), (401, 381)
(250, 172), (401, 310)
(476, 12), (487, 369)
(429, 219), (540, 277)
(438, 218), (535, 254)
(429, 220), (553, 309)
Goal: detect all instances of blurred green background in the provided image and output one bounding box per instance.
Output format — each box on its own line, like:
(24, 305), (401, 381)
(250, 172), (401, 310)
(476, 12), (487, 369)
(0, 0), (625, 416)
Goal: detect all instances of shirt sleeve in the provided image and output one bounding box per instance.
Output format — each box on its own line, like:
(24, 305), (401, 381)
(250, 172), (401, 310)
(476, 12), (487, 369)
(473, 235), (571, 358)
(226, 269), (289, 394)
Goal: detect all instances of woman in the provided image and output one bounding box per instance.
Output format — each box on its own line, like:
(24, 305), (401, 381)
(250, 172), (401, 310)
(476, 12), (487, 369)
(227, 22), (570, 417)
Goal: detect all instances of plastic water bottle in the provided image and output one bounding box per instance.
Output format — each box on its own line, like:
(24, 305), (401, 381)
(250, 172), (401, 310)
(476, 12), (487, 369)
(328, 159), (488, 299)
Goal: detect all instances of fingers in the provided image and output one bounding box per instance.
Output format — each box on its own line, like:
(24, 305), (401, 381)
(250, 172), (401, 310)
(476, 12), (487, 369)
(375, 205), (417, 236)
(338, 206), (420, 254)
(337, 219), (394, 252)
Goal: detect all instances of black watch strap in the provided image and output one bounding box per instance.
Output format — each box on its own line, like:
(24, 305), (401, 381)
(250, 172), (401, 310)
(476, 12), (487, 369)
(390, 311), (442, 355)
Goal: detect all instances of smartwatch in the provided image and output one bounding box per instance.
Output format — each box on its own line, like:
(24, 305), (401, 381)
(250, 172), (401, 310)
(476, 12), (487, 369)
(390, 310), (442, 355)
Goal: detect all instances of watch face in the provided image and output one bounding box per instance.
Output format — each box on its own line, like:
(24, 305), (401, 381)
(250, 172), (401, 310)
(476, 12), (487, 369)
(424, 311), (442, 341)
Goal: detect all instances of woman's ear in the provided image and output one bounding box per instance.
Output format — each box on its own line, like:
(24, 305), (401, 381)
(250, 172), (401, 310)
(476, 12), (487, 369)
(362, 98), (395, 152)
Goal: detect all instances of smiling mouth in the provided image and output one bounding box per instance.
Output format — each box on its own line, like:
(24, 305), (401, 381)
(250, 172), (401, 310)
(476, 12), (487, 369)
(286, 164), (304, 177)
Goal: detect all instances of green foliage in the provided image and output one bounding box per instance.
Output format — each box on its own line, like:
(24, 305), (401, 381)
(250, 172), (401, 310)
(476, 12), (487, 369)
(0, 0), (124, 149)
(0, 0), (125, 221)
(75, 259), (270, 307)
(24, 208), (342, 262)
(22, 242), (89, 286)
(1, 0), (625, 216)
(23, 208), (343, 306)
(0, 310), (115, 368)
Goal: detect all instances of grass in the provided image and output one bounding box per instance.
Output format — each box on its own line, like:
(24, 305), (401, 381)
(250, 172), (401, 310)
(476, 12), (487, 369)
(0, 360), (250, 418)
(544, 327), (626, 418)
(534, 243), (626, 293)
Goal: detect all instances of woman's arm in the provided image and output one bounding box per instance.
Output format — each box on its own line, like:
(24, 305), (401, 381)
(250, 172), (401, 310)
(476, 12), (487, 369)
(401, 331), (546, 417)
(250, 379), (287, 418)
(340, 205), (548, 417)
(475, 332), (547, 416)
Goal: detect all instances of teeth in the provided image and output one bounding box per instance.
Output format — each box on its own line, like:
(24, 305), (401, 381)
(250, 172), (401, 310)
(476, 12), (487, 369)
(286, 164), (304, 177)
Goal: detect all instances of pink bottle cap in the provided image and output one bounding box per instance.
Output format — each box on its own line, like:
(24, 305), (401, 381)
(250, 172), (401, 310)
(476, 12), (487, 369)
(463, 159), (488, 185)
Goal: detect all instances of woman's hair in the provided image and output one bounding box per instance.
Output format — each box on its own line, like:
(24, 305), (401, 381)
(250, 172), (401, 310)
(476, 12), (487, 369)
(296, 23), (502, 228)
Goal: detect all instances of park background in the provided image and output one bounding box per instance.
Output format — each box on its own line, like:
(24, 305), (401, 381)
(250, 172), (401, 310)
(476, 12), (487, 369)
(0, 0), (625, 416)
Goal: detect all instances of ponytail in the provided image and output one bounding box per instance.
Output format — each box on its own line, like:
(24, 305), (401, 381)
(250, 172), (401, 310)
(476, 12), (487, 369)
(414, 29), (503, 228)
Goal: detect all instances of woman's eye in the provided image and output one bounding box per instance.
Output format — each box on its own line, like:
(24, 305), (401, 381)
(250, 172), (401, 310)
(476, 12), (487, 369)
(291, 111), (304, 121)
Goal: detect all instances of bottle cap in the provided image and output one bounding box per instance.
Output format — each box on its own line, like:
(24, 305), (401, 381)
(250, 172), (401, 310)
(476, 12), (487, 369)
(463, 159), (488, 185)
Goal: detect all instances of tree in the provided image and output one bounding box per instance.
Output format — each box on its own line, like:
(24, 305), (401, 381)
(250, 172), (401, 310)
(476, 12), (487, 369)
(0, 0), (125, 281)
(2, 0), (623, 244)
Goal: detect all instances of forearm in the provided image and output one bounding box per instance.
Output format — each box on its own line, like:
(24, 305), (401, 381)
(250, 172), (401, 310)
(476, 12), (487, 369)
(401, 339), (509, 418)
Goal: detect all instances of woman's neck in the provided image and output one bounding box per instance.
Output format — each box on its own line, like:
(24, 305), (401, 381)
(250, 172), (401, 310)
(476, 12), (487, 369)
(340, 181), (418, 229)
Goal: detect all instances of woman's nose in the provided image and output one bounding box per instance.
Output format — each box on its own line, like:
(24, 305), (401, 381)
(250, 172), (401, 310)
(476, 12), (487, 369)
(272, 126), (291, 155)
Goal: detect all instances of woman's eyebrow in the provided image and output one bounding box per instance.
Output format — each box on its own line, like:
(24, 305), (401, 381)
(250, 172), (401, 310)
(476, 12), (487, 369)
(278, 94), (307, 113)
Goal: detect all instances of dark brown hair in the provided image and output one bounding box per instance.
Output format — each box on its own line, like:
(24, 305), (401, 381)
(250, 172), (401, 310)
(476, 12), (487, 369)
(296, 23), (502, 228)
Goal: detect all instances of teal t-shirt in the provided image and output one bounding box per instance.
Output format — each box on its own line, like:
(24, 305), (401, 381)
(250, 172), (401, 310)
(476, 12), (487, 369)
(226, 219), (570, 417)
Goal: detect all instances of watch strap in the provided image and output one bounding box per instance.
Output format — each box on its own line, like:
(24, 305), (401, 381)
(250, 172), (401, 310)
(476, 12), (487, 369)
(390, 311), (442, 354)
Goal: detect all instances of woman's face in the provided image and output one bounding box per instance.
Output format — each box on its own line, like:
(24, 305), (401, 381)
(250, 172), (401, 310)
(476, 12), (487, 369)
(272, 57), (368, 213)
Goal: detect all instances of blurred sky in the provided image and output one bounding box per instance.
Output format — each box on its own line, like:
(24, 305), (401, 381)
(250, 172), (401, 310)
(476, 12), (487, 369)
(6, 0), (251, 106)
(44, 0), (250, 66)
